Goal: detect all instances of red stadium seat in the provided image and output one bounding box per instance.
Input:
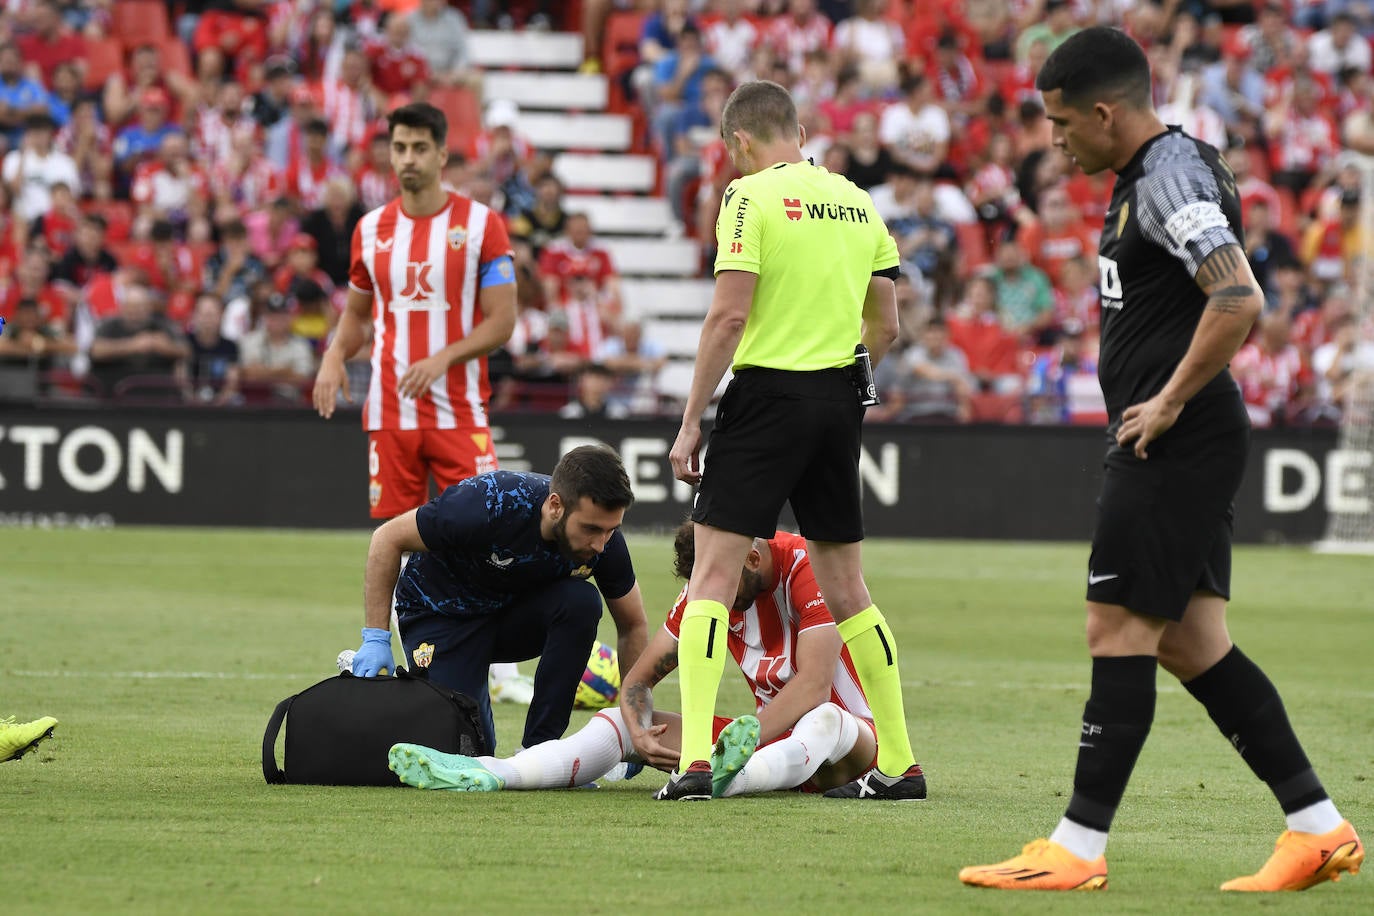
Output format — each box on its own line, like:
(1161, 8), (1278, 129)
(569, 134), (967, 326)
(81, 199), (135, 243)
(602, 11), (646, 82)
(111, 0), (171, 48)
(160, 38), (193, 80)
(429, 86), (481, 153)
(83, 38), (125, 93)
(970, 392), (1024, 423)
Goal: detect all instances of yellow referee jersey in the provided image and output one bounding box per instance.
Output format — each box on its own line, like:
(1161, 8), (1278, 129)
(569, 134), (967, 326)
(714, 160), (899, 372)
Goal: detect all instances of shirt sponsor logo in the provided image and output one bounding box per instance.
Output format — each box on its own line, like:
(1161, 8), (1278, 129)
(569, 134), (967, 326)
(570, 564), (593, 579)
(391, 261), (448, 312)
(733, 195), (750, 240)
(376, 237), (394, 251)
(802, 201), (870, 223)
(783, 197), (802, 221)
(1098, 255), (1123, 309)
(1163, 201), (1229, 248)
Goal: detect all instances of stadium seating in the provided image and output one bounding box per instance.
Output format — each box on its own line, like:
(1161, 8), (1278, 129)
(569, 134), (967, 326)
(515, 112), (632, 151)
(563, 196), (675, 236)
(482, 72), (609, 111)
(552, 153), (657, 193)
(468, 30), (583, 70)
(110, 0), (171, 47)
(83, 38), (124, 92)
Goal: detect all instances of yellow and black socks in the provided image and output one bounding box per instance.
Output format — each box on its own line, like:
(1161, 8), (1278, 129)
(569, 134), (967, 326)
(677, 599), (729, 767)
(836, 605), (916, 776)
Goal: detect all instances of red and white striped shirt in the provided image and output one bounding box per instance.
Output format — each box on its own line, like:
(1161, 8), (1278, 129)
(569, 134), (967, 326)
(349, 191), (514, 432)
(320, 79), (372, 150)
(666, 531), (872, 721)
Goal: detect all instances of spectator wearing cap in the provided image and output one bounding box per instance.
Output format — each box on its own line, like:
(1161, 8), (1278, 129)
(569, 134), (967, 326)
(1015, 0), (1079, 65)
(300, 176), (365, 289)
(282, 117), (346, 210)
(113, 89), (181, 179)
(204, 219), (268, 306)
(273, 232), (335, 301)
(178, 293), (241, 406)
(367, 13), (432, 98)
(88, 281), (190, 396)
(1309, 11), (1372, 75)
(468, 100), (532, 189)
(407, 0), (474, 88)
(0, 43), (49, 151)
(238, 293), (316, 403)
(3, 112), (78, 223)
(285, 276), (337, 354)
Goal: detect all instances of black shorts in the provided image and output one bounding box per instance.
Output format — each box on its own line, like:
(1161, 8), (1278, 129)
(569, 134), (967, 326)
(692, 367), (864, 542)
(1086, 426), (1249, 621)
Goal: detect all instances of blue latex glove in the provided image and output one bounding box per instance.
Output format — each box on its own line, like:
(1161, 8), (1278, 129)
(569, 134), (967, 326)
(352, 627), (394, 677)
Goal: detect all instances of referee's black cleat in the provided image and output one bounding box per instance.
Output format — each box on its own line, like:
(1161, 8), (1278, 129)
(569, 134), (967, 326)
(823, 763), (927, 800)
(654, 760), (712, 801)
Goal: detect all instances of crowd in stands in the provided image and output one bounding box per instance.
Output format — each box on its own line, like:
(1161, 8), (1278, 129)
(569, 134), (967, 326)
(1, 0), (1372, 427)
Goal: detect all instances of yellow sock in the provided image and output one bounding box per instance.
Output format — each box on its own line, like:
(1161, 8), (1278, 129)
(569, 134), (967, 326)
(677, 599), (729, 767)
(837, 605), (915, 776)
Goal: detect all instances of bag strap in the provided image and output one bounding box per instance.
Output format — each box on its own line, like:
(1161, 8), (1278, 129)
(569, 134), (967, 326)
(261, 694), (295, 785)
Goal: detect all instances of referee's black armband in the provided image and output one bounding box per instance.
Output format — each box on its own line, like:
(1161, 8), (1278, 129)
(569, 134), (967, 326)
(872, 266), (901, 281)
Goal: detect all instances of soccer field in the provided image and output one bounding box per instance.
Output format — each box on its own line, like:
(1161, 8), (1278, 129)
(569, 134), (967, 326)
(2, 527), (1370, 915)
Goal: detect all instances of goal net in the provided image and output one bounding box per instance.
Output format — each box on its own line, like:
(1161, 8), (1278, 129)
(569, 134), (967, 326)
(1314, 155), (1374, 554)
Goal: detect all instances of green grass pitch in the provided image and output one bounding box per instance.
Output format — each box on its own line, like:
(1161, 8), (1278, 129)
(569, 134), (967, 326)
(1, 527), (1370, 914)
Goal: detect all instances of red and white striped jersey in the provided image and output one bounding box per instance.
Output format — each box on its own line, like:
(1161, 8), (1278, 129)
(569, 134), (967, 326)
(355, 163), (399, 212)
(665, 532), (872, 721)
(349, 191), (514, 432)
(320, 78), (372, 150)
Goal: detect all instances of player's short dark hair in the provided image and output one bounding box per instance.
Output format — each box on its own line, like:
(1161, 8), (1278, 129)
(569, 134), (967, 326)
(1036, 26), (1152, 110)
(550, 445), (634, 512)
(672, 517), (695, 580)
(388, 102), (448, 147)
(721, 80), (796, 145)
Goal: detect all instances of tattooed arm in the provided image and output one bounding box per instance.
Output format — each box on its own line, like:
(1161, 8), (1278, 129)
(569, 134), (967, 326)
(1117, 244), (1263, 458)
(616, 626), (682, 771)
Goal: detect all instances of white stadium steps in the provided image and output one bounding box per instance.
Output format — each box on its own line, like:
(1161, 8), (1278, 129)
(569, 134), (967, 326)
(655, 360), (730, 402)
(643, 319), (705, 357)
(564, 196), (673, 235)
(468, 30), (583, 69)
(601, 238), (700, 277)
(620, 278), (712, 317)
(515, 112), (632, 151)
(552, 153), (656, 192)
(483, 72), (608, 111)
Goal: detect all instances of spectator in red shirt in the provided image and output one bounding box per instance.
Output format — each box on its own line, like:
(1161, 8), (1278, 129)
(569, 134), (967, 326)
(104, 44), (186, 130)
(946, 274), (1023, 395)
(818, 66), (878, 142)
(127, 219), (204, 323)
(1, 248), (67, 330)
(283, 117), (346, 210)
(192, 3), (270, 75)
(1265, 73), (1339, 194)
(367, 13), (432, 98)
(30, 180), (79, 258)
(1232, 312), (1310, 428)
(51, 212), (118, 304)
(354, 130), (398, 212)
(131, 133), (212, 243)
(538, 212), (619, 308)
(16, 0), (86, 89)
(272, 232), (335, 301)
(1292, 288), (1354, 358)
(1015, 183), (1097, 288)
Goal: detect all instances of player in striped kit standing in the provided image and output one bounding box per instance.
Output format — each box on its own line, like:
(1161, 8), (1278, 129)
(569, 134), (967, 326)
(315, 103), (525, 693)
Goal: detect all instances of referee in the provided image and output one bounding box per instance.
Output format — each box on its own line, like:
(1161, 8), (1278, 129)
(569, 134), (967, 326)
(646, 79), (924, 801)
(961, 28), (1362, 892)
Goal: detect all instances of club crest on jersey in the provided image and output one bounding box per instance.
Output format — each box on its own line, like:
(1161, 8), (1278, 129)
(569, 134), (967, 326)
(783, 197), (802, 221)
(448, 226), (467, 250)
(369, 478), (383, 507)
(1116, 201), (1130, 238)
(412, 642), (435, 669)
(570, 564), (593, 579)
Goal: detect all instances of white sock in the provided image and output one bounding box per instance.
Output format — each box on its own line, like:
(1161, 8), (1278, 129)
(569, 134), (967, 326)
(1286, 799), (1343, 834)
(477, 708), (630, 790)
(489, 662), (521, 682)
(722, 703), (858, 797)
(1050, 819), (1109, 861)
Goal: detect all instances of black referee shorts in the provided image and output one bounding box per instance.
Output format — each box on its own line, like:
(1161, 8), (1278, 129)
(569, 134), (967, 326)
(1086, 426), (1249, 621)
(692, 367), (865, 542)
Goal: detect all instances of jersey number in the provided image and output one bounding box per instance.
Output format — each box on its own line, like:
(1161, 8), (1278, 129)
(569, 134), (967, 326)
(1098, 255), (1123, 301)
(368, 440), (380, 477)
